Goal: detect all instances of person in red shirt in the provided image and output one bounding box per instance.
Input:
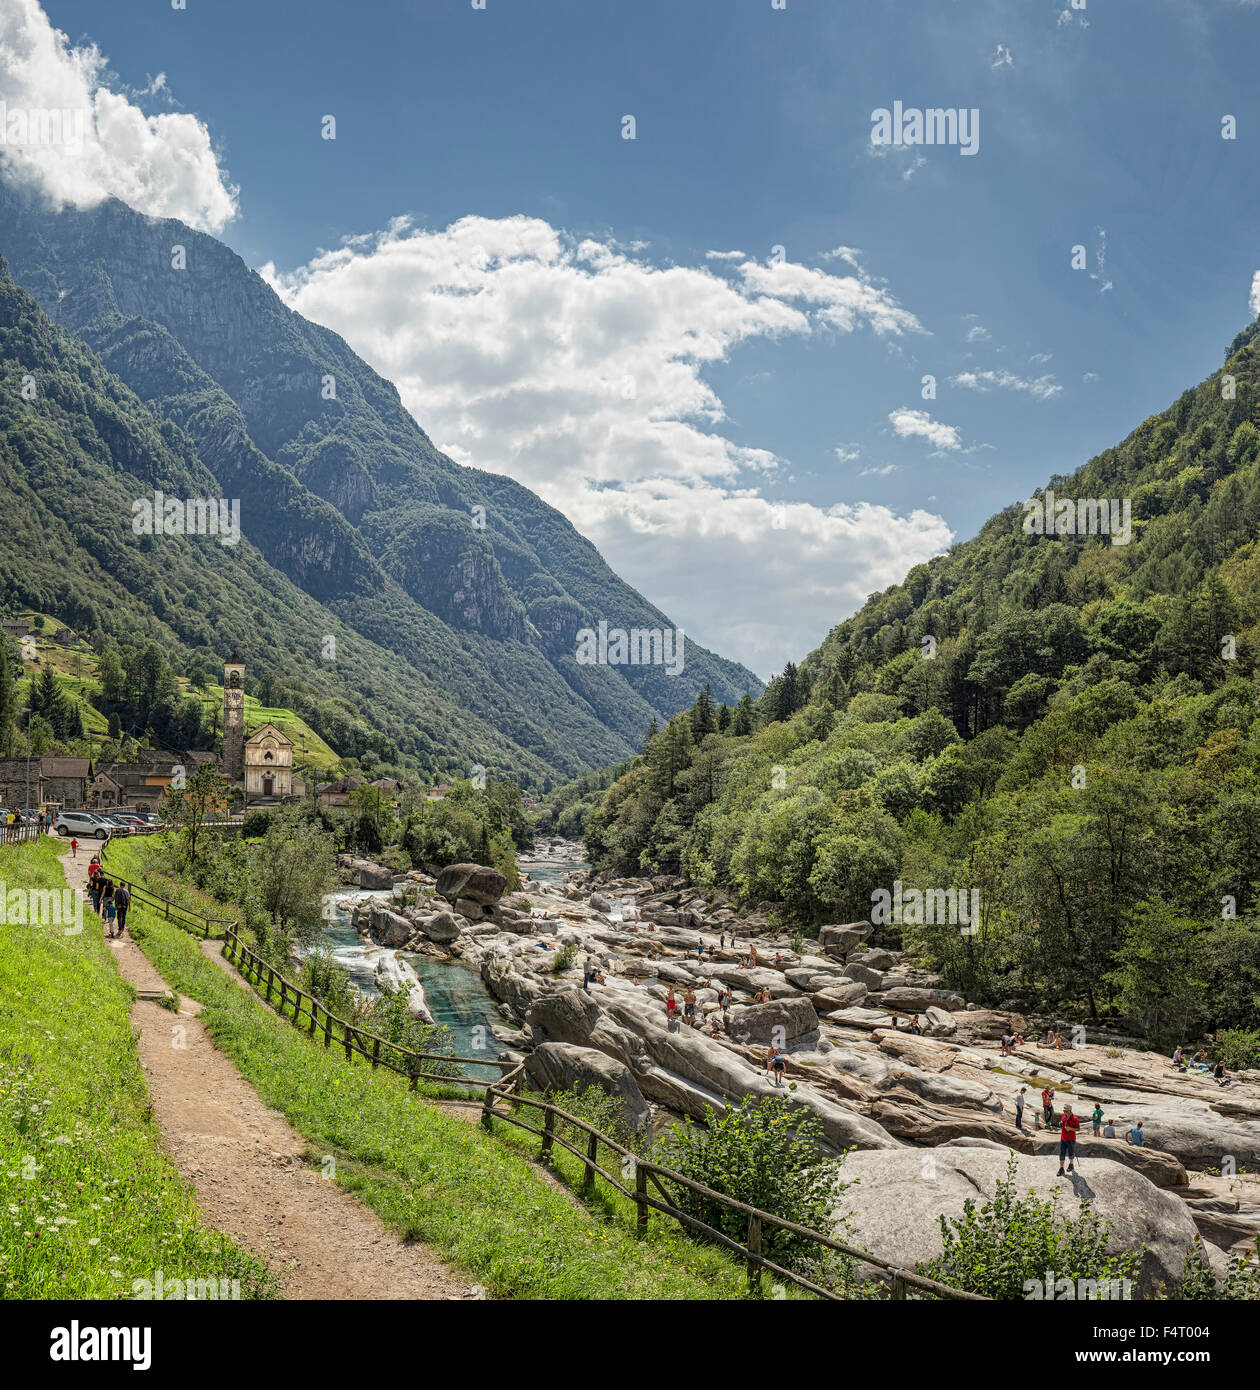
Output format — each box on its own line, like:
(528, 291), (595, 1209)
(1057, 1104), (1080, 1175)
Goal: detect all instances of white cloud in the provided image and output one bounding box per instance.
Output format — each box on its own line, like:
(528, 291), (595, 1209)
(821, 245), (863, 268)
(265, 215), (946, 676)
(991, 44), (1014, 68)
(951, 368), (1062, 399)
(705, 249), (744, 261)
(1249, 269), (1260, 319)
(858, 464), (897, 477)
(888, 407), (962, 451)
(966, 324), (991, 343)
(834, 444), (861, 463)
(0, 0), (237, 232)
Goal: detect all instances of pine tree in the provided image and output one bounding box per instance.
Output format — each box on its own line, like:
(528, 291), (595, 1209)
(716, 703), (731, 733)
(731, 693), (755, 736)
(691, 683), (715, 737)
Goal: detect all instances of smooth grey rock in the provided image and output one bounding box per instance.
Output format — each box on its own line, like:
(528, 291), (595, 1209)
(726, 996), (820, 1045)
(835, 1147), (1214, 1297)
(436, 862), (507, 906)
(524, 1041), (652, 1131)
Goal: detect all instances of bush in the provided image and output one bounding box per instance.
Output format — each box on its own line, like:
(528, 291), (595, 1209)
(916, 1155), (1142, 1300)
(551, 1081), (649, 1156)
(241, 808), (275, 839)
(553, 943), (578, 974)
(1214, 1028), (1260, 1071)
(379, 846), (412, 874)
(1178, 1236), (1260, 1300)
(662, 1095), (860, 1294)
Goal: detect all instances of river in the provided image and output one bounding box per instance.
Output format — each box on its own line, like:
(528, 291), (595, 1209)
(311, 840), (588, 1081)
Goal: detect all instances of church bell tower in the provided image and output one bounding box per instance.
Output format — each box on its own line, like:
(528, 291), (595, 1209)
(223, 653), (246, 784)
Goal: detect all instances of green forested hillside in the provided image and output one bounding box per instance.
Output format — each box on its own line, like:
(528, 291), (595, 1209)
(583, 321), (1260, 1039)
(0, 184), (760, 781)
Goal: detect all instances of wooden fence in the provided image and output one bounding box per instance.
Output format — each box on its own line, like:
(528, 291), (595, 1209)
(0, 823), (43, 845)
(97, 839), (987, 1302)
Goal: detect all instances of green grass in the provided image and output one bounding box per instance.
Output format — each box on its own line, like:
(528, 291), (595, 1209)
(122, 890), (753, 1299)
(0, 836), (275, 1298)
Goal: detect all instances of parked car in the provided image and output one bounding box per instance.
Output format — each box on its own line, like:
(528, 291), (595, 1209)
(99, 813), (136, 836)
(53, 810), (113, 840)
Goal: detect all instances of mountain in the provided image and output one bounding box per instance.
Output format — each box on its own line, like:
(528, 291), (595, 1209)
(577, 317), (1260, 1037)
(0, 185), (760, 782)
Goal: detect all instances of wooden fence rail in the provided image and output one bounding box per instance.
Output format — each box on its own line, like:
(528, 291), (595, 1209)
(0, 823), (43, 845)
(95, 838), (987, 1303)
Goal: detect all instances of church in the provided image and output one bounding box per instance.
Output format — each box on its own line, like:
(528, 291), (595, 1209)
(222, 655), (295, 804)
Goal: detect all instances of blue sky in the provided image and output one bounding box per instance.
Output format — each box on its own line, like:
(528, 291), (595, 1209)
(10, 0), (1260, 677)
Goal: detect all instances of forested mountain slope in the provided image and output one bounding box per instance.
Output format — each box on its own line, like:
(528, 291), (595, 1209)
(0, 184), (759, 775)
(582, 318), (1260, 1036)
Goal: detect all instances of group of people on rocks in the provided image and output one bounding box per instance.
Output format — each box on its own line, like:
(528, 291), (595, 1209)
(1013, 1084), (1148, 1168)
(86, 855), (130, 940)
(1172, 1045), (1230, 1085)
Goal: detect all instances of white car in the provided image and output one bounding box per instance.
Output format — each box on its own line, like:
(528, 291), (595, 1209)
(53, 810), (114, 841)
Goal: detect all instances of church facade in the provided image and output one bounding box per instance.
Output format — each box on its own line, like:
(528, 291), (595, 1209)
(243, 723), (293, 800)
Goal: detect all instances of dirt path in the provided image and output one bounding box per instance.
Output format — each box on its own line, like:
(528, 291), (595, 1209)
(62, 840), (475, 1300)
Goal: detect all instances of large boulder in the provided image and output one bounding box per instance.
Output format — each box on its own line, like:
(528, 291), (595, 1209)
(413, 909), (461, 944)
(834, 1147), (1215, 1297)
(819, 922), (872, 957)
(876, 986), (967, 1012)
(524, 1041), (652, 1131)
(810, 982), (869, 1012)
(366, 902), (413, 948)
(847, 947), (899, 972)
(843, 962), (887, 992)
(436, 863), (508, 906)
(922, 1005), (958, 1037)
(726, 996), (820, 1045)
(351, 859), (394, 890)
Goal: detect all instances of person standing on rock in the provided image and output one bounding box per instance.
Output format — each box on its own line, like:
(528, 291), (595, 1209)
(1041, 1086), (1055, 1127)
(683, 986), (697, 1026)
(766, 1045), (786, 1086)
(582, 955), (593, 993)
(1015, 1086), (1027, 1131)
(665, 986), (678, 1024)
(1125, 1120), (1144, 1147)
(1090, 1103), (1103, 1137)
(1057, 1104), (1080, 1176)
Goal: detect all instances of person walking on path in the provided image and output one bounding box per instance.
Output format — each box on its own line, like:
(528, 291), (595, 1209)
(69, 836), (78, 859)
(1091, 1103), (1103, 1137)
(1057, 1104), (1080, 1176)
(1015, 1086), (1027, 1131)
(766, 1045), (786, 1087)
(113, 882), (131, 937)
(103, 890), (119, 940)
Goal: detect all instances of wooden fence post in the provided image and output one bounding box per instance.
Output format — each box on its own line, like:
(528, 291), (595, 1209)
(266, 967), (276, 1005)
(481, 1083), (495, 1129)
(891, 1272), (907, 1301)
(746, 1214), (763, 1294)
(371, 1037), (380, 1069)
(540, 1103), (554, 1159)
(582, 1129), (598, 1191)
(344, 1025), (352, 1063)
(634, 1160), (647, 1234)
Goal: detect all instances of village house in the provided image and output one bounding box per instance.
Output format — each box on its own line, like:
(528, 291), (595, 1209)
(40, 756), (91, 810)
(90, 762), (176, 813)
(0, 758), (40, 809)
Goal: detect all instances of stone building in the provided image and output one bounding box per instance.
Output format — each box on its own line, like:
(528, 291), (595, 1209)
(40, 756), (91, 809)
(244, 723), (293, 801)
(0, 759), (40, 808)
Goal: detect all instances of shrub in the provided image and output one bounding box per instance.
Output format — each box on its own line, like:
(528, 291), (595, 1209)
(917, 1155), (1142, 1300)
(662, 1095), (860, 1294)
(553, 943), (578, 974)
(1214, 1028), (1260, 1071)
(1178, 1236), (1260, 1300)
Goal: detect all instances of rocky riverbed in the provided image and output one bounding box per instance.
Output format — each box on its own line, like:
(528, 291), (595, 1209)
(341, 844), (1260, 1293)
